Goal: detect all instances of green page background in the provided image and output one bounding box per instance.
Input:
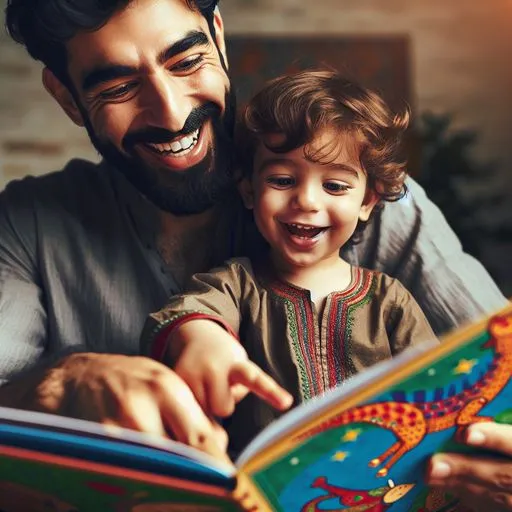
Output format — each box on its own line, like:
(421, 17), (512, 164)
(0, 454), (240, 512)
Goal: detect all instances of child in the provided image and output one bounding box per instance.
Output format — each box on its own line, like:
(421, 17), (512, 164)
(141, 69), (437, 454)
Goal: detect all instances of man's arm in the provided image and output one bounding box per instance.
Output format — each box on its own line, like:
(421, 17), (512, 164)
(0, 183), (48, 385)
(0, 183), (229, 460)
(350, 177), (508, 335)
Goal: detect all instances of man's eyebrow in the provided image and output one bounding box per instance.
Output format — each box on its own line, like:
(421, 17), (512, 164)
(157, 30), (210, 65)
(82, 65), (137, 92)
(81, 30), (210, 92)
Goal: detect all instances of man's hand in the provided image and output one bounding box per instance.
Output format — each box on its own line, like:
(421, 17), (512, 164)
(427, 422), (512, 511)
(0, 353), (231, 463)
(171, 319), (294, 418)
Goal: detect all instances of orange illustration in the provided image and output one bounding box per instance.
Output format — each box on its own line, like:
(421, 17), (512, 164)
(295, 313), (512, 477)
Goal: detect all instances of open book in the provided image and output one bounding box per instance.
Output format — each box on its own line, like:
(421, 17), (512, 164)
(1, 302), (511, 512)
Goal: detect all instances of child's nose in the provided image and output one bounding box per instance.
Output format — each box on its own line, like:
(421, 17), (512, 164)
(293, 185), (321, 212)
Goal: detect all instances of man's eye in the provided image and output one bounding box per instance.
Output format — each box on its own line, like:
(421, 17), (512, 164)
(172, 55), (204, 72)
(323, 182), (350, 193)
(267, 176), (294, 187)
(99, 82), (137, 100)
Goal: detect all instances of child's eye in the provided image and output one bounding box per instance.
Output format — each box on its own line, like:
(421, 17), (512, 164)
(266, 176), (295, 188)
(323, 181), (350, 194)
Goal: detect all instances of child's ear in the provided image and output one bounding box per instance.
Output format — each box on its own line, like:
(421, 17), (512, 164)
(358, 189), (380, 222)
(238, 178), (254, 209)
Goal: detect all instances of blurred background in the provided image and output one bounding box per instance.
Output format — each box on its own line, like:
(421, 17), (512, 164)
(0, 0), (511, 294)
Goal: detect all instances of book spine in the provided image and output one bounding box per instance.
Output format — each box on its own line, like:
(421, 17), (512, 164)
(233, 472), (273, 512)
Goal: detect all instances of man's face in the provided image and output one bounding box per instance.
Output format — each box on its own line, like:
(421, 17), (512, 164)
(62, 0), (235, 214)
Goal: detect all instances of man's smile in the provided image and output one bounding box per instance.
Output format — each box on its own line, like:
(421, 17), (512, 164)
(136, 124), (209, 171)
(145, 128), (200, 156)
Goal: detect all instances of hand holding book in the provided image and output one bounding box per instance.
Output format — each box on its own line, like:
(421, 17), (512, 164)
(427, 421), (512, 511)
(0, 352), (233, 462)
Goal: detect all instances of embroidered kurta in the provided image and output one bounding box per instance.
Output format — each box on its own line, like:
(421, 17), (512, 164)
(142, 257), (437, 453)
(0, 157), (506, 387)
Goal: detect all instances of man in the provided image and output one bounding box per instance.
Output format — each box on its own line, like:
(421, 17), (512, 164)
(2, 0), (511, 509)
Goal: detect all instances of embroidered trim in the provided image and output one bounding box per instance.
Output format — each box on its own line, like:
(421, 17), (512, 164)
(269, 268), (377, 400)
(149, 310), (239, 362)
(280, 289), (317, 400)
(268, 281), (320, 400)
(327, 268), (377, 386)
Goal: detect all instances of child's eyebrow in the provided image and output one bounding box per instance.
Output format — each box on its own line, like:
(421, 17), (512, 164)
(324, 163), (361, 179)
(256, 158), (293, 173)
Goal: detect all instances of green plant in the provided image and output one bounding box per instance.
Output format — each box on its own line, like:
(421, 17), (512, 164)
(413, 112), (510, 260)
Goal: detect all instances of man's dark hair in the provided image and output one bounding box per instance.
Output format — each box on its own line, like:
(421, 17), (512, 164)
(5, 0), (220, 85)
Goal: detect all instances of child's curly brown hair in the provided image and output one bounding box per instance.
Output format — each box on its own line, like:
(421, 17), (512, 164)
(235, 69), (410, 237)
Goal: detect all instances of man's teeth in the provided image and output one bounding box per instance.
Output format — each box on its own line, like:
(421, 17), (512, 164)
(147, 129), (199, 155)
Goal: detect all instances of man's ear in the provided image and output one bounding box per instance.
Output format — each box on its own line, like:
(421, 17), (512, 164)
(42, 68), (84, 127)
(358, 189), (380, 222)
(238, 178), (254, 209)
(212, 7), (228, 69)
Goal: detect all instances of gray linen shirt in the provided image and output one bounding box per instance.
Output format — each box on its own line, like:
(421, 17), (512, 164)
(0, 159), (507, 384)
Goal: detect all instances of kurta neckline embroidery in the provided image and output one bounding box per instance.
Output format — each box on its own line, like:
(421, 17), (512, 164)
(267, 267), (377, 400)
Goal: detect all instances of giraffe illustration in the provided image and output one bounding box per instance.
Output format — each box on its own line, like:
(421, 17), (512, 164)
(295, 312), (512, 477)
(300, 477), (414, 512)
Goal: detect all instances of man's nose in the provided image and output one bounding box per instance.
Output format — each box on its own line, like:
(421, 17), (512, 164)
(293, 184), (321, 212)
(139, 74), (192, 132)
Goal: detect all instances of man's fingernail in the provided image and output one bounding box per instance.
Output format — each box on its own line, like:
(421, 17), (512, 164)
(430, 459), (451, 479)
(466, 428), (486, 446)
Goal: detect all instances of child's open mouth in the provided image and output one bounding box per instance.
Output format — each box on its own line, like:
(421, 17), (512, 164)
(284, 223), (328, 239)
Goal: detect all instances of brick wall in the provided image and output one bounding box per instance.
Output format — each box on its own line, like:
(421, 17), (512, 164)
(1, 0), (510, 190)
(0, 8), (99, 185)
(222, 0), (512, 188)
(0, 0), (511, 290)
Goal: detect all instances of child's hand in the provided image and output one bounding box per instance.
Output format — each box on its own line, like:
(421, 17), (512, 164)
(170, 320), (293, 418)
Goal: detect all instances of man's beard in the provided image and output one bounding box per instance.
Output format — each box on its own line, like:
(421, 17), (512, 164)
(82, 90), (237, 215)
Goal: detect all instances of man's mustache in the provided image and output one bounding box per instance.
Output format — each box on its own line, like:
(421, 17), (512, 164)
(122, 102), (222, 149)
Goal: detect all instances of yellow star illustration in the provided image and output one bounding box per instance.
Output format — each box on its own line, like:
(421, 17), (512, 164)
(341, 429), (362, 442)
(332, 451), (349, 462)
(453, 358), (478, 375)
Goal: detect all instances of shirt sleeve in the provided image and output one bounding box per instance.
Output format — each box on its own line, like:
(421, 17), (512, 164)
(140, 258), (255, 361)
(384, 278), (439, 355)
(0, 182), (47, 384)
(351, 177), (509, 336)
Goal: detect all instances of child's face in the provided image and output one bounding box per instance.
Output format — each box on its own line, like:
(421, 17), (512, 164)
(241, 128), (377, 271)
